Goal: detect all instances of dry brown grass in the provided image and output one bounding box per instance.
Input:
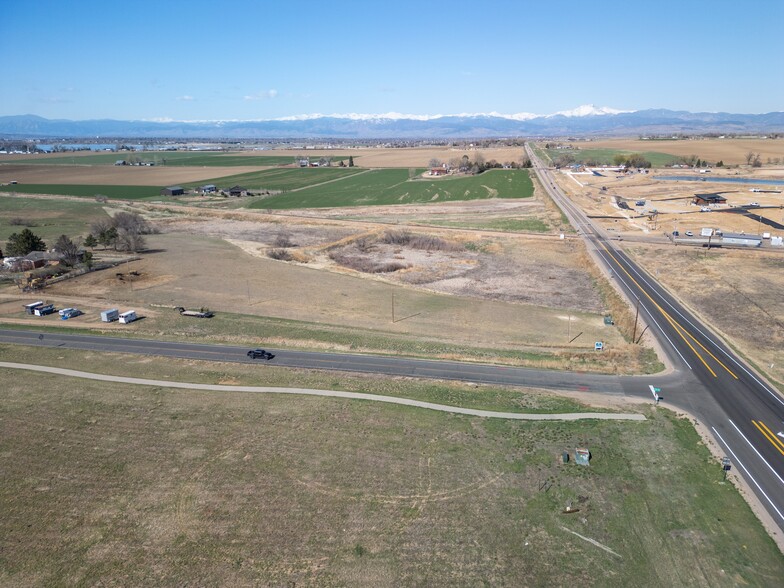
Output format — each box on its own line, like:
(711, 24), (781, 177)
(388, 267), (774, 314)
(0, 163), (259, 186)
(1, 356), (781, 586)
(583, 138), (784, 166)
(624, 244), (784, 384)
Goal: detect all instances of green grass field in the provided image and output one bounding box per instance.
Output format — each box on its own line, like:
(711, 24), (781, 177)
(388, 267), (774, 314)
(546, 148), (679, 167)
(9, 152), (353, 167)
(424, 218), (551, 233)
(1, 349), (781, 586)
(0, 184), (163, 199)
(247, 169), (534, 209)
(187, 167), (364, 192)
(0, 196), (110, 241)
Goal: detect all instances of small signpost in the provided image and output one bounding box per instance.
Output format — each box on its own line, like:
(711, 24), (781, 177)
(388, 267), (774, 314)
(722, 457), (731, 480)
(648, 385), (661, 404)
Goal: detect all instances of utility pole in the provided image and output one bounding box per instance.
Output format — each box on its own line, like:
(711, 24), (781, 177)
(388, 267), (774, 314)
(632, 298), (640, 343)
(392, 293), (395, 323)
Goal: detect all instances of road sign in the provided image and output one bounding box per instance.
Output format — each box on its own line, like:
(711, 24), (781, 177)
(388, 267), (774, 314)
(722, 457), (732, 479)
(648, 385), (661, 403)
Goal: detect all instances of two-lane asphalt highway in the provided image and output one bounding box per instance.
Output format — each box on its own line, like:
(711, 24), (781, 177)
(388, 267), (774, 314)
(526, 144), (784, 532)
(1, 148), (782, 541)
(0, 327), (664, 395)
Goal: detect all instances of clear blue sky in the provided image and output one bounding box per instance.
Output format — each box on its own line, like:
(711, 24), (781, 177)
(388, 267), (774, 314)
(1, 0), (781, 120)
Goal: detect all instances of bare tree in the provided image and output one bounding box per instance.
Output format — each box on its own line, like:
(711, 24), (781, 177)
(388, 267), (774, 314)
(274, 232), (294, 247)
(114, 211), (154, 235)
(54, 234), (82, 266)
(428, 158), (442, 168)
(116, 229), (146, 252)
(745, 151), (756, 166)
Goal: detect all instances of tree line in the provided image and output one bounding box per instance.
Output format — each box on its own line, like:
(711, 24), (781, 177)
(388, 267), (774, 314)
(3, 212), (154, 267)
(428, 153), (532, 174)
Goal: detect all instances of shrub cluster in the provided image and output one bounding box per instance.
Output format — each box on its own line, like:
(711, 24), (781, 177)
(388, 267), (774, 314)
(328, 252), (409, 273)
(380, 231), (462, 251)
(267, 248), (293, 261)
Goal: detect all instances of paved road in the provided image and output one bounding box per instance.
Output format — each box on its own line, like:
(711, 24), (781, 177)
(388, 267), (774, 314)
(0, 361), (645, 422)
(0, 327), (678, 397)
(1, 151), (783, 538)
(526, 145), (784, 533)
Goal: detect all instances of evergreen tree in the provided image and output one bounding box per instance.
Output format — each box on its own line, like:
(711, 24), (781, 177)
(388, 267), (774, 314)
(6, 228), (46, 256)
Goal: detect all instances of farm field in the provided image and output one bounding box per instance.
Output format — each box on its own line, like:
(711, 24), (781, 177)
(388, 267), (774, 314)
(188, 166), (365, 193)
(247, 168), (534, 209)
(545, 148), (679, 167)
(575, 138), (784, 166)
(0, 162), (255, 186)
(0, 183), (165, 200)
(6, 151), (346, 167)
(1, 350), (781, 586)
(0, 196), (108, 241)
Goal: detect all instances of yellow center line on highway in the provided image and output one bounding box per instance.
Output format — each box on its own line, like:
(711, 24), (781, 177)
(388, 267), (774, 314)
(598, 242), (739, 379)
(753, 420), (784, 456)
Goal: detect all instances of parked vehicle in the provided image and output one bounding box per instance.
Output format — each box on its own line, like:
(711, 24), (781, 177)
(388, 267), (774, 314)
(101, 308), (119, 322)
(34, 304), (56, 316)
(24, 301), (44, 315)
(685, 231), (694, 237)
(118, 310), (137, 324)
(672, 230), (680, 237)
(700, 207), (711, 212)
(60, 308), (82, 320)
(247, 349), (274, 360)
(747, 202), (760, 208)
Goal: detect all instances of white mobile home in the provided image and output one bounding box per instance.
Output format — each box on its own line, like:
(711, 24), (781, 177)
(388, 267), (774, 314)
(118, 310), (137, 324)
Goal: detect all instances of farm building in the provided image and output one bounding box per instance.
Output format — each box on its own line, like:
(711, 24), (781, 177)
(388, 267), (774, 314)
(161, 186), (184, 196)
(693, 193), (727, 206)
(20, 251), (60, 270)
(200, 184), (217, 194)
(721, 232), (762, 247)
(429, 168), (448, 176)
(228, 185), (249, 197)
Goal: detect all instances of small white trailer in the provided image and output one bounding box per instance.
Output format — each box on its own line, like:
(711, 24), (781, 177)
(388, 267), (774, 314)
(118, 310), (137, 324)
(24, 301), (44, 315)
(101, 308), (120, 322)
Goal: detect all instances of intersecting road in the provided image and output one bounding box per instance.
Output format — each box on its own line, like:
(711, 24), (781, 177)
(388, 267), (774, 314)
(1, 147), (783, 538)
(525, 144), (784, 534)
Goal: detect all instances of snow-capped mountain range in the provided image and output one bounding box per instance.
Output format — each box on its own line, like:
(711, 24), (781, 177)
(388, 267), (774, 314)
(1, 106), (783, 139)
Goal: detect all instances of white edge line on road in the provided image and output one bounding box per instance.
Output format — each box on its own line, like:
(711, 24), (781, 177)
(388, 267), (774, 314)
(728, 419), (784, 486)
(617, 248), (784, 407)
(593, 248), (692, 369)
(713, 425), (784, 523)
(0, 361), (646, 422)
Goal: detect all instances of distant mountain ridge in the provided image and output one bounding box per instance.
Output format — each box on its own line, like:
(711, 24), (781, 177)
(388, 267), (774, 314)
(1, 107), (783, 139)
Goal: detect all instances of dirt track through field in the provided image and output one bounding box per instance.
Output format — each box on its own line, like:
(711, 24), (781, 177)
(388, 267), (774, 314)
(0, 361), (645, 421)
